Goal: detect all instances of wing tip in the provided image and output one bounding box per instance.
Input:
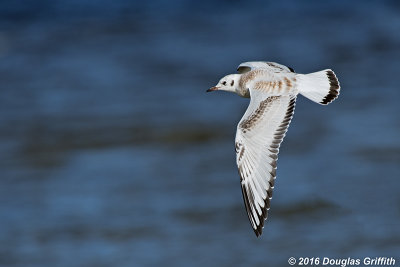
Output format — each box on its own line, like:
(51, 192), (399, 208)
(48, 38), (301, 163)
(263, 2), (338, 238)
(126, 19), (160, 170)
(241, 182), (269, 237)
(254, 227), (263, 237)
(253, 215), (266, 237)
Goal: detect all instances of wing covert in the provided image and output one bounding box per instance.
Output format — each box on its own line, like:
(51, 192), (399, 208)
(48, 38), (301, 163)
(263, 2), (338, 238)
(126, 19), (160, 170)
(238, 61), (295, 74)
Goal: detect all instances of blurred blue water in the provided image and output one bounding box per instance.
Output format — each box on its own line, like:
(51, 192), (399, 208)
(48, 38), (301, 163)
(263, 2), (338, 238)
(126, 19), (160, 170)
(0, 1), (399, 266)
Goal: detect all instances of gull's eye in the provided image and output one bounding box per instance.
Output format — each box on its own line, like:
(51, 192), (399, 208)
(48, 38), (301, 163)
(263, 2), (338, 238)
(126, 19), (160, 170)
(222, 81), (226, 85)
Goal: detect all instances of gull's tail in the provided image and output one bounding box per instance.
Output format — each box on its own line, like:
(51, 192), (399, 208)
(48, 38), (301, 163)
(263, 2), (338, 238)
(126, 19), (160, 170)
(296, 69), (340, 105)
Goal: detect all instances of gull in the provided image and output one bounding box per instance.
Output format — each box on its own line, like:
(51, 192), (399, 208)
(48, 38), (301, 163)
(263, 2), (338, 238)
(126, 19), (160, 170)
(207, 61), (340, 236)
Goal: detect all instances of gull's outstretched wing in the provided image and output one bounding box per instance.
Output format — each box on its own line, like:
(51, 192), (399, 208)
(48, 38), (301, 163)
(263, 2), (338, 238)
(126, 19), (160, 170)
(237, 61), (295, 74)
(235, 88), (296, 236)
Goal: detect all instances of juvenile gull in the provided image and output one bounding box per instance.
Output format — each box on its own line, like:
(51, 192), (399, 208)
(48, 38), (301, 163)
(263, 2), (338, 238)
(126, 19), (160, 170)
(207, 61), (340, 237)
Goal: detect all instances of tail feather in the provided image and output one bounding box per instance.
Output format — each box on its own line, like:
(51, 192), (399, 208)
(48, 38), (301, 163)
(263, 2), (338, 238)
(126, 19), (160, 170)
(296, 69), (340, 105)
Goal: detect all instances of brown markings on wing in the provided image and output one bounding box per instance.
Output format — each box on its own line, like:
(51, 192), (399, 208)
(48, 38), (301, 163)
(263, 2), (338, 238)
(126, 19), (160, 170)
(238, 69), (266, 89)
(253, 81), (272, 93)
(284, 77), (292, 88)
(282, 77), (297, 93)
(235, 141), (245, 162)
(271, 81), (276, 91)
(239, 96), (280, 132)
(278, 80), (283, 92)
(253, 78), (297, 94)
(266, 62), (285, 71)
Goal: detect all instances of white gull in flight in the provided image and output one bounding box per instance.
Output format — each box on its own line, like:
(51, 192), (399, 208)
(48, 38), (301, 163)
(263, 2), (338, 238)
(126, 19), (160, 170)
(207, 61), (340, 236)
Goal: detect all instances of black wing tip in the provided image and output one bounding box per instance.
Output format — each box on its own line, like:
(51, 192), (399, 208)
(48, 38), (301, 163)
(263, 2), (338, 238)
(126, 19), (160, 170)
(253, 205), (268, 237)
(241, 182), (270, 238)
(250, 194), (271, 237)
(254, 212), (266, 237)
(321, 70), (340, 105)
(254, 227), (263, 237)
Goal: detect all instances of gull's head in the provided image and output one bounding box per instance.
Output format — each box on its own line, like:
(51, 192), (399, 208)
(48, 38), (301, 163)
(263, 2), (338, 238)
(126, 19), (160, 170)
(207, 74), (241, 94)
